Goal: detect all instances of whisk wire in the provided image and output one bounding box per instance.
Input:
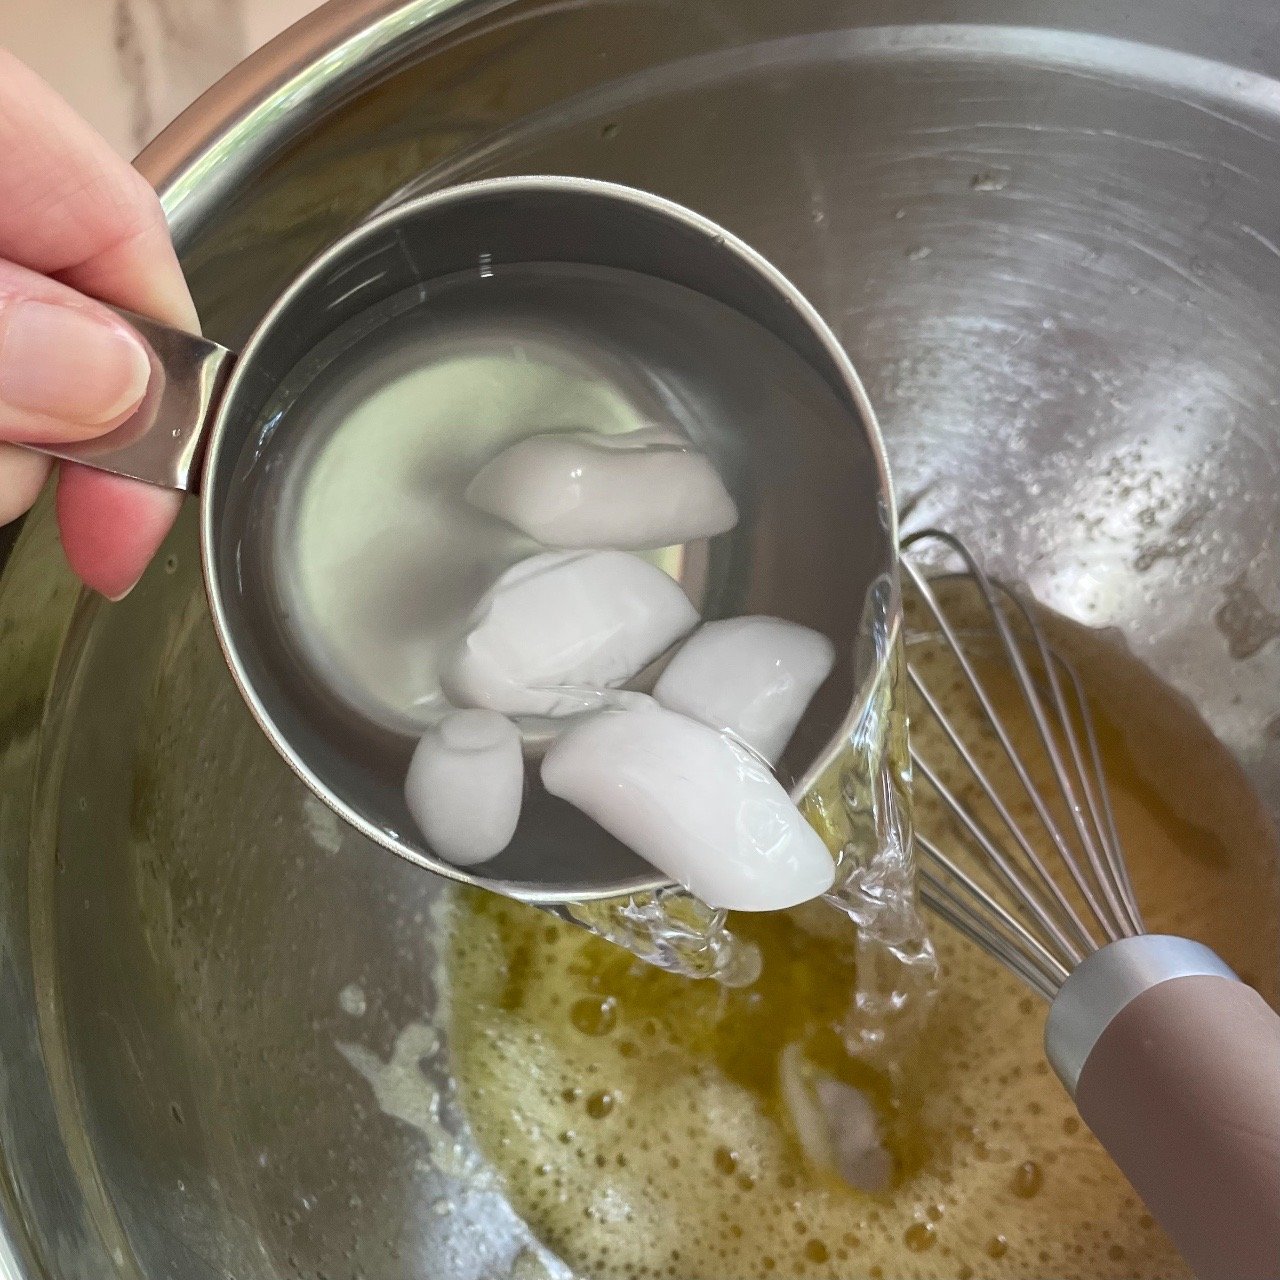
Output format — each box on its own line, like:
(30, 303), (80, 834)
(920, 888), (1058, 1001)
(996, 586), (1141, 941)
(917, 845), (1071, 997)
(907, 542), (1123, 944)
(903, 556), (1101, 956)
(1052, 654), (1145, 935)
(901, 529), (1146, 996)
(908, 698), (1091, 968)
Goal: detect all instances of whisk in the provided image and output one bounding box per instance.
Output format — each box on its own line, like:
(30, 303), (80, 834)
(900, 529), (1280, 1280)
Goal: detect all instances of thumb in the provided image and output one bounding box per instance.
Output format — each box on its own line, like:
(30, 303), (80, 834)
(0, 257), (151, 446)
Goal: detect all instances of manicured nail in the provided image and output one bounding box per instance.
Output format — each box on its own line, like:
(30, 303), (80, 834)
(103, 583), (137, 604)
(0, 299), (151, 433)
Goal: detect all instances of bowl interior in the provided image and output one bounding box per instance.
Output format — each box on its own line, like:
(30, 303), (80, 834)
(1, 1), (1279, 1277)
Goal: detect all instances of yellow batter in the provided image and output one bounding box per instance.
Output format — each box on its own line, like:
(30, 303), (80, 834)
(447, 605), (1279, 1279)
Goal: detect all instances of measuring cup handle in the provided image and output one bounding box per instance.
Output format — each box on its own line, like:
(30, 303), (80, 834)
(25, 305), (234, 493)
(1047, 937), (1280, 1280)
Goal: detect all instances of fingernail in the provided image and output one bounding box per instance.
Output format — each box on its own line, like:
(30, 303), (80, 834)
(0, 299), (151, 432)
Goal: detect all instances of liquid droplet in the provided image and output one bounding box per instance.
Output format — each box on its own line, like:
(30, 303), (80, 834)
(585, 1089), (615, 1119)
(904, 1222), (937, 1251)
(1012, 1159), (1044, 1198)
(804, 1238), (830, 1263)
(338, 983), (367, 1017)
(570, 996), (618, 1036)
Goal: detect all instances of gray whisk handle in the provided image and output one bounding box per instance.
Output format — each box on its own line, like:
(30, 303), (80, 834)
(1046, 936), (1280, 1280)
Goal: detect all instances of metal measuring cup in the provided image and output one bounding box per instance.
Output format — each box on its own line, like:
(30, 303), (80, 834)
(30, 176), (897, 903)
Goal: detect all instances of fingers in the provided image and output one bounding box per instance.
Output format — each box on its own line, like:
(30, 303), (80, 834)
(0, 50), (199, 595)
(0, 49), (196, 331)
(56, 466), (181, 601)
(0, 442), (51, 527)
(0, 259), (152, 443)
(0, 257), (151, 542)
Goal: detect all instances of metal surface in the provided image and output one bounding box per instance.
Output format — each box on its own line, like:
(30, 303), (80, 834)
(32, 309), (234, 491)
(2, 0), (1280, 1277)
(1045, 935), (1238, 1094)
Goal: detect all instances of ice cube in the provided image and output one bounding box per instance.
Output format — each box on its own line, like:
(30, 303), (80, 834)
(541, 701), (834, 911)
(654, 616), (836, 764)
(441, 550), (697, 717)
(465, 428), (738, 549)
(405, 709), (523, 865)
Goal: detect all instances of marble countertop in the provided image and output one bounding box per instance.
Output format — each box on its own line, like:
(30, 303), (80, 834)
(0, 0), (325, 157)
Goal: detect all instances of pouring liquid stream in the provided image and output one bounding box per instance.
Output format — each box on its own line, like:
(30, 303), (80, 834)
(561, 616), (938, 1081)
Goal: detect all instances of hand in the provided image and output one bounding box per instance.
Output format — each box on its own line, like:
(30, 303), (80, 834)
(0, 49), (197, 599)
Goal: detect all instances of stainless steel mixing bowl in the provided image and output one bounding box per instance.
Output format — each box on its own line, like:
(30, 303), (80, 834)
(1, 1), (1278, 1276)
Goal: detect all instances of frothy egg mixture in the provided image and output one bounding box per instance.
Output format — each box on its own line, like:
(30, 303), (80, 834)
(447, 603), (1279, 1280)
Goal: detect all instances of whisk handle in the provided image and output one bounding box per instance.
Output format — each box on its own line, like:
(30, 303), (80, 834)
(1046, 936), (1280, 1280)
